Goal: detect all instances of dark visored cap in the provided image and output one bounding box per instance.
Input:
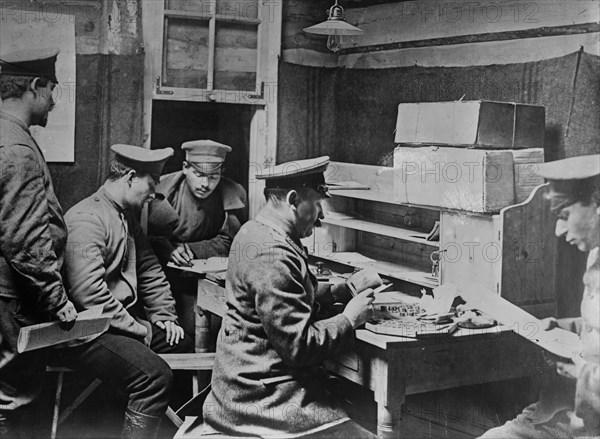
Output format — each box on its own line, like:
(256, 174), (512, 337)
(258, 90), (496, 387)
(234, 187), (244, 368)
(257, 156), (331, 198)
(0, 47), (60, 84)
(537, 155), (600, 212)
(111, 144), (174, 182)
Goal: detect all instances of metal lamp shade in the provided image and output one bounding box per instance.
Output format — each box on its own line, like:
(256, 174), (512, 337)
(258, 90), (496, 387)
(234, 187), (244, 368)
(303, 19), (364, 36)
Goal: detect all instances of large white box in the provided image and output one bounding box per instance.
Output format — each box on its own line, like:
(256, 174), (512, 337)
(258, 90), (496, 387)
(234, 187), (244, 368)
(512, 148), (545, 203)
(393, 146), (515, 212)
(394, 101), (545, 149)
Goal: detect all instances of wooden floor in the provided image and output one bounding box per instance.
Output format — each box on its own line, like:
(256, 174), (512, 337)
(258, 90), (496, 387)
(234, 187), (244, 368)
(30, 370), (541, 439)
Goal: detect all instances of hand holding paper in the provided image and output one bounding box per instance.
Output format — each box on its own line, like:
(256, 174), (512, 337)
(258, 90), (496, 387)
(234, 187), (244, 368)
(18, 305), (109, 353)
(346, 267), (382, 296)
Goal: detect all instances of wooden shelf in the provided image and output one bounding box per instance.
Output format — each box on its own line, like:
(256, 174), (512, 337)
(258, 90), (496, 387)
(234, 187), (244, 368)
(330, 189), (491, 217)
(329, 188), (396, 204)
(322, 216), (439, 248)
(313, 253), (439, 289)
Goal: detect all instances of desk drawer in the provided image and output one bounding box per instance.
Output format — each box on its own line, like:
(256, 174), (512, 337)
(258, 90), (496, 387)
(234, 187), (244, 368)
(330, 351), (359, 372)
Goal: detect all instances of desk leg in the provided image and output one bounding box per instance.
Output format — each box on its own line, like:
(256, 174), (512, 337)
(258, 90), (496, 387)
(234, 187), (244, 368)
(376, 404), (399, 439)
(373, 353), (404, 438)
(195, 308), (211, 353)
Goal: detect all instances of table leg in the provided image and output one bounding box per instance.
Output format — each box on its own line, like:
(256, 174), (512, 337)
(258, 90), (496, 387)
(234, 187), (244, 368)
(376, 403), (399, 439)
(195, 308), (211, 353)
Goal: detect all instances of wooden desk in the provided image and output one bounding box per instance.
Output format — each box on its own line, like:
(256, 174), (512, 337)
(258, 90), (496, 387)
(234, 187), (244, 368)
(196, 278), (543, 438)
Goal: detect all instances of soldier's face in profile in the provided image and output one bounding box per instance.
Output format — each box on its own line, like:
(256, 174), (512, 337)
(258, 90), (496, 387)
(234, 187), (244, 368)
(32, 80), (56, 127)
(555, 201), (600, 252)
(127, 173), (157, 209)
(294, 189), (325, 239)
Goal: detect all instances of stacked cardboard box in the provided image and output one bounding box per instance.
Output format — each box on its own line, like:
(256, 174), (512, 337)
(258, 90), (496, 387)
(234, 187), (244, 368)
(393, 101), (545, 212)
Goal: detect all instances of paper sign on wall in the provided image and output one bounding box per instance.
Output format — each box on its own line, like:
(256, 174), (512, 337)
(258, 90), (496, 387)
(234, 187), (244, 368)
(0, 3), (76, 162)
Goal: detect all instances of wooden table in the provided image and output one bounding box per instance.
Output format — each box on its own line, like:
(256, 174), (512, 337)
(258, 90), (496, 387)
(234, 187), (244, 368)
(196, 278), (543, 438)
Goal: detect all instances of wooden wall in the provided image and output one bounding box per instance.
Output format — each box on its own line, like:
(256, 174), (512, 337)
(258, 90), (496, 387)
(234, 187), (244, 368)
(32, 0), (146, 210)
(279, 0), (599, 318)
(283, 1), (600, 68)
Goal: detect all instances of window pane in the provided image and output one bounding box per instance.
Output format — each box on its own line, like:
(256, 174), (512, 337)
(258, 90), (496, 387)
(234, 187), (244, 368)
(214, 22), (257, 91)
(216, 0), (259, 20)
(166, 0), (213, 16)
(163, 18), (209, 89)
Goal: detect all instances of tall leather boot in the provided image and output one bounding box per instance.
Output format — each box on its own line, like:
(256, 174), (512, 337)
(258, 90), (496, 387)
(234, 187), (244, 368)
(121, 407), (162, 439)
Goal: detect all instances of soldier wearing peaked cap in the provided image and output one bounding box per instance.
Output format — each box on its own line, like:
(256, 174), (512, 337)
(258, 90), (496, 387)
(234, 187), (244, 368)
(147, 140), (247, 341)
(481, 154), (600, 439)
(177, 157), (381, 438)
(55, 144), (193, 439)
(0, 48), (77, 436)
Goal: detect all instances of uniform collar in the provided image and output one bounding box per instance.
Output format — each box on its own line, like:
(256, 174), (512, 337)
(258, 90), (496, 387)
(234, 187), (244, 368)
(255, 206), (307, 259)
(0, 111), (30, 134)
(97, 186), (128, 213)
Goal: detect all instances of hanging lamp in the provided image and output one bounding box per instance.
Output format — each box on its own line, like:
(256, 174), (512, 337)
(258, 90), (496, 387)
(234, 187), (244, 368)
(303, 1), (363, 53)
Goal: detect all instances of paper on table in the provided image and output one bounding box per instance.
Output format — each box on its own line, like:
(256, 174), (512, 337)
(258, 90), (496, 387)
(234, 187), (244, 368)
(420, 283), (458, 315)
(328, 252), (375, 265)
(460, 284), (581, 359)
(167, 257), (229, 275)
(17, 305), (109, 353)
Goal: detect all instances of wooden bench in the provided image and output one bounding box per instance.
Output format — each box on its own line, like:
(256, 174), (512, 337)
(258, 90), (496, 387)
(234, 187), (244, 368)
(47, 353), (215, 439)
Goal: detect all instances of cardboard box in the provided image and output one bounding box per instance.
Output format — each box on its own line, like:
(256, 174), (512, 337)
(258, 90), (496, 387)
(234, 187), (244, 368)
(512, 148), (545, 203)
(394, 101), (545, 149)
(393, 146), (515, 212)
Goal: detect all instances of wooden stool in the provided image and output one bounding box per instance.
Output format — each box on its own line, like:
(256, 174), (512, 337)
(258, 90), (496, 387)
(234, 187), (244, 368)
(47, 353), (215, 439)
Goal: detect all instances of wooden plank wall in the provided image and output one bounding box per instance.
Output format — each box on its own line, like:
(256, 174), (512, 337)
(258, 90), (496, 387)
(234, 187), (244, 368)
(282, 1), (600, 68)
(280, 0), (598, 316)
(22, 0), (146, 210)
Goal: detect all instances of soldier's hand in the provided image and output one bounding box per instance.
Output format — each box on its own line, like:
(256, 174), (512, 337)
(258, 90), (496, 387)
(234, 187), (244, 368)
(556, 354), (584, 380)
(342, 288), (376, 329)
(540, 317), (559, 331)
(346, 268), (382, 296)
(54, 300), (78, 330)
(156, 321), (184, 345)
(169, 243), (193, 267)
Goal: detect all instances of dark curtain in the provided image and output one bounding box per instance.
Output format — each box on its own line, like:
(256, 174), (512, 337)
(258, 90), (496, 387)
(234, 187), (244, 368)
(278, 51), (600, 166)
(49, 54), (145, 211)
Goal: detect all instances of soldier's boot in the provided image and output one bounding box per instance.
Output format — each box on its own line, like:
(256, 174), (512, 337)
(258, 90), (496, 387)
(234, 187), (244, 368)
(0, 410), (20, 439)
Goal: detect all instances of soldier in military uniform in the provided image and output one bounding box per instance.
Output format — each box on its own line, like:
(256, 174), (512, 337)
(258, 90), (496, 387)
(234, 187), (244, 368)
(0, 48), (77, 437)
(57, 144), (192, 439)
(148, 140), (247, 338)
(481, 155), (600, 439)
(179, 156), (380, 438)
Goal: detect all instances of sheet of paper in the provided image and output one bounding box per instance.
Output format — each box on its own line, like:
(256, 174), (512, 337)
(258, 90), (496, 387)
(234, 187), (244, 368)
(460, 284), (581, 359)
(168, 257), (229, 275)
(17, 305), (109, 353)
(328, 252), (375, 265)
(424, 283), (458, 315)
